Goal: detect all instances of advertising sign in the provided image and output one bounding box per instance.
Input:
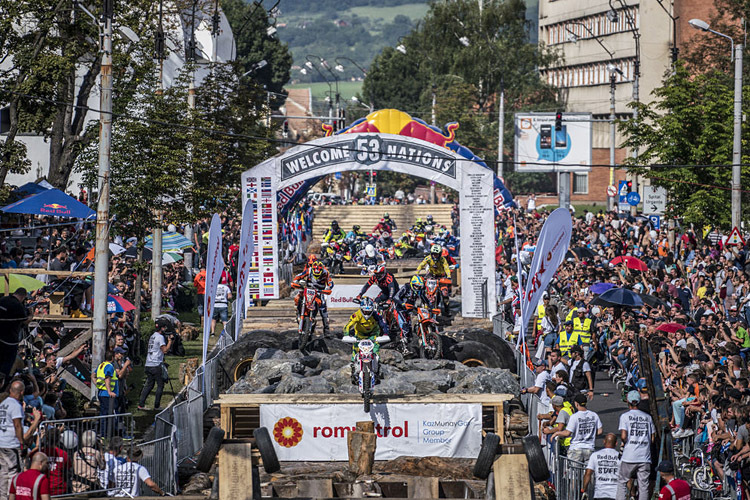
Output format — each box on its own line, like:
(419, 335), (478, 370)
(259, 404), (482, 461)
(643, 186), (667, 215)
(514, 113), (592, 172)
(326, 284), (380, 309)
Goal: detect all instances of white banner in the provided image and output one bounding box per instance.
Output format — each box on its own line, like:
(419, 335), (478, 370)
(259, 403), (482, 461)
(326, 284), (379, 309)
(234, 201), (255, 339)
(202, 214), (224, 369)
(514, 113), (592, 172)
(520, 208), (572, 337)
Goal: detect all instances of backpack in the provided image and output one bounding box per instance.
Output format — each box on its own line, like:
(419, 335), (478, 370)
(572, 361), (588, 391)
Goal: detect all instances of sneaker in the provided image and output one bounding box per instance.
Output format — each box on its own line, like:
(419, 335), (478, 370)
(137, 405), (147, 410)
(671, 428), (683, 438)
(681, 428), (694, 437)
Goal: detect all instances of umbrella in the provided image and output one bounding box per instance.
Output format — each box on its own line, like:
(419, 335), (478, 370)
(0, 274), (46, 293)
(656, 322), (686, 333)
(0, 188), (95, 219)
(590, 287), (644, 308)
(590, 282), (615, 294)
(609, 255), (648, 271)
(638, 292), (667, 309)
(106, 295), (135, 313)
(145, 231), (193, 252)
(123, 247), (153, 260)
(109, 243), (126, 255)
(162, 252), (183, 265)
(572, 247), (596, 259)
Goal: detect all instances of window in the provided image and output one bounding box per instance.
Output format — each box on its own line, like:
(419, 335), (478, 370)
(542, 58), (635, 88)
(573, 173), (589, 194)
(543, 7), (639, 46)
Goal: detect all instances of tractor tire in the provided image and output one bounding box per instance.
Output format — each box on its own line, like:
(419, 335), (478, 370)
(451, 341), (502, 368)
(473, 433), (501, 479)
(218, 330), (297, 383)
(523, 436), (550, 483)
(196, 426), (225, 472)
(254, 427), (280, 473)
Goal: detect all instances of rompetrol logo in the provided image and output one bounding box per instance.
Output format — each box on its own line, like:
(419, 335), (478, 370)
(273, 417), (303, 448)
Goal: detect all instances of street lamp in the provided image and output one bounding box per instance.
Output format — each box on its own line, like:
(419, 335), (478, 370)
(337, 57), (373, 113)
(690, 18), (743, 229)
(655, 0), (679, 65)
(608, 64), (624, 211)
(304, 55), (334, 126)
(311, 55), (341, 129)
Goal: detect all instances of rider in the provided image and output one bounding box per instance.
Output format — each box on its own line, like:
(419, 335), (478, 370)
(355, 244), (385, 271)
(392, 275), (429, 344)
(356, 264), (399, 304)
(382, 212), (397, 232)
(411, 217), (426, 233)
(323, 220), (346, 243)
(417, 244), (452, 279)
(346, 225), (367, 240)
(372, 218), (392, 236)
(441, 248), (458, 270)
(291, 260), (333, 335)
(423, 276), (446, 315)
(343, 297), (388, 382)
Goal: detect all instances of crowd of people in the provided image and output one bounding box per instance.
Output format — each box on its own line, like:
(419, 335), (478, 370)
(504, 206), (750, 498)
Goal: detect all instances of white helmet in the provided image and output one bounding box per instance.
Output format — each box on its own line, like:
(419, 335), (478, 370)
(365, 244), (376, 258)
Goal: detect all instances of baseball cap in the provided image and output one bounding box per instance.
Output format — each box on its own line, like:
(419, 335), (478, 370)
(574, 393), (588, 405)
(570, 345), (584, 355)
(114, 346), (127, 355)
(510, 275), (518, 283)
(627, 390), (641, 403)
(655, 460), (674, 473)
(532, 357), (546, 367)
(550, 395), (564, 406)
(564, 320), (574, 327)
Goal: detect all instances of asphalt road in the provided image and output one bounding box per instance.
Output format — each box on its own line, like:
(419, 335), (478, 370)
(589, 368), (628, 447)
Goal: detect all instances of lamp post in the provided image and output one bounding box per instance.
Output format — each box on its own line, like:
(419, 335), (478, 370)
(303, 56), (334, 126)
(689, 18), (743, 229)
(336, 57), (373, 113)
(311, 55), (341, 130)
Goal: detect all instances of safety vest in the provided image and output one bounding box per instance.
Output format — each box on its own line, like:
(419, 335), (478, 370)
(536, 304), (546, 331)
(573, 317), (593, 345)
(95, 361), (117, 393)
(559, 403), (574, 447)
(565, 308), (575, 322)
(558, 329), (579, 356)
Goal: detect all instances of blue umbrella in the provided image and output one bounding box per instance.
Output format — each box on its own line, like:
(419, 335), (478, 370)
(145, 231), (193, 252)
(590, 282), (615, 295)
(0, 189), (94, 219)
(591, 287), (644, 308)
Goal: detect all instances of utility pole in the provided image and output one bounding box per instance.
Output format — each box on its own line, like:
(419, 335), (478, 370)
(630, 64), (639, 216)
(609, 73), (616, 212)
(430, 86), (437, 204)
(497, 79), (504, 178)
(151, 210), (163, 317)
(733, 43), (743, 229)
(92, 0), (113, 399)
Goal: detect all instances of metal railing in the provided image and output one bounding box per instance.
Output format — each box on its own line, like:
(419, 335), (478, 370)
(139, 434), (177, 495)
(554, 454), (593, 500)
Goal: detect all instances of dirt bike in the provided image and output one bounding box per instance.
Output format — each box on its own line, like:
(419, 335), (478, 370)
(376, 300), (407, 353)
(320, 241), (345, 275)
(405, 303), (442, 359)
(291, 280), (331, 352)
(342, 335), (390, 413)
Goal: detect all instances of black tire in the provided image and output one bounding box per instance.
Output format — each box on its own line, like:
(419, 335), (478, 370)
(196, 426), (225, 472)
(473, 433), (500, 479)
(217, 330), (298, 383)
(450, 341), (503, 368)
(424, 328), (442, 359)
(363, 364), (371, 413)
(254, 427), (281, 474)
(462, 330), (516, 370)
(299, 317), (312, 353)
(523, 436), (550, 483)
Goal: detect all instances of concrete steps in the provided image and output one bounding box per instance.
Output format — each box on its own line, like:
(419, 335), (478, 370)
(312, 204), (454, 237)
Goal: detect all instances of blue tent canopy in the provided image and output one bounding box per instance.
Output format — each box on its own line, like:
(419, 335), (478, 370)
(1, 189), (95, 219)
(11, 182), (49, 197)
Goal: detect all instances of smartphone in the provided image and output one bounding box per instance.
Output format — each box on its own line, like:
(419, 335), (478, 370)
(555, 125), (567, 149)
(539, 125), (552, 149)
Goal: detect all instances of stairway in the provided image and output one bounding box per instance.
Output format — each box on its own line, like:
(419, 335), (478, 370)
(311, 204), (454, 237)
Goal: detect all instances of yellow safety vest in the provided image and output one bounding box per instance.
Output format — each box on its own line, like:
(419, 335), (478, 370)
(573, 317), (593, 345)
(565, 309), (575, 322)
(95, 361), (117, 392)
(558, 329), (579, 356)
(536, 304), (546, 331)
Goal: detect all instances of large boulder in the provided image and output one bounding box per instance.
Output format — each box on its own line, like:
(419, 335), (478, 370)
(448, 367), (519, 394)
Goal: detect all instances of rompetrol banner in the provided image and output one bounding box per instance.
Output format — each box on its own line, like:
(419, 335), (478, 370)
(259, 403), (482, 461)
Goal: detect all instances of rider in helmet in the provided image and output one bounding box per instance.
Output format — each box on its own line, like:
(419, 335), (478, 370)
(417, 244), (451, 279)
(356, 263), (398, 304)
(292, 260), (333, 334)
(411, 217), (426, 233)
(354, 243), (385, 272)
(383, 212), (397, 232)
(372, 218), (392, 236)
(323, 220), (346, 243)
(343, 297), (387, 382)
(423, 276), (445, 312)
(392, 275), (429, 346)
(346, 224), (367, 240)
(426, 215), (434, 226)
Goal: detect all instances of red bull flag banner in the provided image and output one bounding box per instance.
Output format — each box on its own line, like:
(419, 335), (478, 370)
(202, 214), (224, 375)
(518, 208), (573, 345)
(234, 200), (255, 340)
(242, 109), (503, 318)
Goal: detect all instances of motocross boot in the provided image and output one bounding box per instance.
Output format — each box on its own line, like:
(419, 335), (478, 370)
(321, 312), (331, 336)
(350, 363), (357, 384)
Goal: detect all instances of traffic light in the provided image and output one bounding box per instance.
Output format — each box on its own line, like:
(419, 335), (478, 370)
(555, 111), (563, 132)
(282, 120), (289, 138)
(626, 180), (633, 193)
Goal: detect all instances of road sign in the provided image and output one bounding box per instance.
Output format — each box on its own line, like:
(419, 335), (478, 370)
(618, 180), (628, 203)
(727, 226), (745, 246)
(643, 186), (667, 215)
(648, 215), (660, 230)
(626, 192), (641, 206)
(365, 184), (377, 198)
(606, 185), (617, 197)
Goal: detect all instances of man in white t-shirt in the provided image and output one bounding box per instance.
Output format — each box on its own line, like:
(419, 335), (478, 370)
(548, 349), (567, 378)
(583, 433), (621, 500)
(211, 283), (232, 334)
(0, 380), (25, 497)
(137, 319), (173, 411)
(553, 393), (603, 463)
(110, 447), (164, 497)
(616, 391), (655, 500)
(522, 359), (551, 405)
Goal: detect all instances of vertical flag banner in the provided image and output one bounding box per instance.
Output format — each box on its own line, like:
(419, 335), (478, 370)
(234, 200), (255, 340)
(202, 214), (224, 374)
(520, 208), (572, 343)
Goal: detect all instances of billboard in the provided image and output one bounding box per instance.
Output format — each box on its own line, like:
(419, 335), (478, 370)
(514, 113), (592, 172)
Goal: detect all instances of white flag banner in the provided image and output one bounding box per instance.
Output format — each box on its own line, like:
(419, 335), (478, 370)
(202, 214), (224, 371)
(259, 403), (482, 461)
(234, 200), (255, 339)
(520, 208), (572, 339)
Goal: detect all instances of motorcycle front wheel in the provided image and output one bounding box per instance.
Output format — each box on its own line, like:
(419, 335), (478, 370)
(362, 363), (372, 413)
(299, 317), (312, 353)
(420, 327), (442, 360)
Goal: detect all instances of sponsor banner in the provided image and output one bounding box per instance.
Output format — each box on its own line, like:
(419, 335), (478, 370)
(260, 403), (482, 461)
(202, 214), (224, 368)
(243, 175), (279, 304)
(514, 113), (592, 172)
(326, 284), (380, 309)
(234, 200), (255, 340)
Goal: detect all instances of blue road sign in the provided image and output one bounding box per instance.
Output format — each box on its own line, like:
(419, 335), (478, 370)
(626, 192), (641, 206)
(618, 180), (628, 203)
(334, 172), (342, 180)
(648, 215), (660, 230)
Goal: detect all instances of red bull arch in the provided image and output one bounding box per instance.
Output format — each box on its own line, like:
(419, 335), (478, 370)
(241, 109), (508, 318)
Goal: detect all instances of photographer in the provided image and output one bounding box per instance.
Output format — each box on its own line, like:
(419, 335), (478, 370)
(137, 319), (173, 411)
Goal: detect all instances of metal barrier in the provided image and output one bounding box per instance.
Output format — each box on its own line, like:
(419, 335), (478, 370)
(554, 454), (593, 500)
(139, 434), (177, 495)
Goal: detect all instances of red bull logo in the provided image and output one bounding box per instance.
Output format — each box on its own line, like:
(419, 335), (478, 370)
(43, 203), (67, 209)
(323, 109), (459, 150)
